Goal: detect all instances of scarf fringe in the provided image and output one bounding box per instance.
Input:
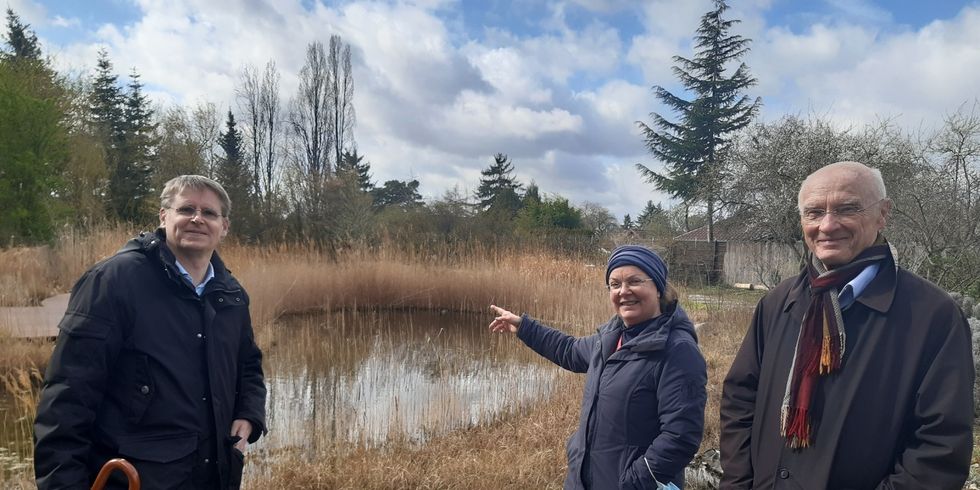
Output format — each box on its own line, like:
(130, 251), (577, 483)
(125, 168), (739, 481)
(781, 406), (811, 448)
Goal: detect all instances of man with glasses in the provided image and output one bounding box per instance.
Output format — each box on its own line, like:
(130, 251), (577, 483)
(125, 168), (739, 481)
(35, 175), (267, 489)
(720, 161), (973, 489)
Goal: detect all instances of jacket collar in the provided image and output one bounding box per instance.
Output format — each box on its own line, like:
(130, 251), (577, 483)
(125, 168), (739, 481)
(602, 303), (694, 354)
(784, 251), (896, 314)
(121, 229), (235, 292)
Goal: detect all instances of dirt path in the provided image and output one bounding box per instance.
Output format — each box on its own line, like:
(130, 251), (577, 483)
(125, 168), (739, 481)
(0, 293), (68, 338)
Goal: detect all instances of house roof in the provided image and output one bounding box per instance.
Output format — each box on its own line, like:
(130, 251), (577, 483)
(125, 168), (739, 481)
(673, 216), (775, 242)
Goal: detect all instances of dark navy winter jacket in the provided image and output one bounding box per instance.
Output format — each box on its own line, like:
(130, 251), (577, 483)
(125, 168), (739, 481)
(518, 304), (706, 489)
(34, 229), (266, 489)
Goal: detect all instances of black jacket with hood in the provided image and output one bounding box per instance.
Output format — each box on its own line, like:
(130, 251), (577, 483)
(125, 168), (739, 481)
(34, 229), (266, 489)
(517, 304), (707, 489)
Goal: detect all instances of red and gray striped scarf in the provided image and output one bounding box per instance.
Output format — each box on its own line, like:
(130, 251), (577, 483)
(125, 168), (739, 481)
(781, 238), (892, 448)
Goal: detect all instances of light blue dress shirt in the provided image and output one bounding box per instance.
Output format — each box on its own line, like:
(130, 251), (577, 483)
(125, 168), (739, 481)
(174, 259), (215, 296)
(838, 262), (880, 310)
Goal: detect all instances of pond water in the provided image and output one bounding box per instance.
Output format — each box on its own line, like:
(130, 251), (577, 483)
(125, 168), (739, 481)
(0, 309), (560, 484)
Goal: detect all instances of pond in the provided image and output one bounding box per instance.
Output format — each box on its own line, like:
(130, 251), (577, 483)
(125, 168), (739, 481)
(0, 309), (560, 485)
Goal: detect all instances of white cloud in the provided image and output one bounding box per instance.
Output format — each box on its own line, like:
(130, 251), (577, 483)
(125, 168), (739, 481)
(750, 5), (980, 130)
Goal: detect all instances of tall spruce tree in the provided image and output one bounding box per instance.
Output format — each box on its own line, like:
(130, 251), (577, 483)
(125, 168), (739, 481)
(476, 153), (522, 214)
(2, 8), (41, 62)
(217, 112), (248, 202)
(336, 149), (374, 192)
(89, 49), (124, 141)
(636, 0), (760, 242)
(107, 69), (156, 222)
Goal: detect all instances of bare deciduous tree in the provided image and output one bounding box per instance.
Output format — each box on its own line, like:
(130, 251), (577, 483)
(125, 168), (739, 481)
(236, 61), (282, 203)
(328, 34), (355, 172)
(890, 102), (980, 292)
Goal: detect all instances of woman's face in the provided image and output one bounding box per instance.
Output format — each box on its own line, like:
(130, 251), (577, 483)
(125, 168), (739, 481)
(607, 265), (662, 326)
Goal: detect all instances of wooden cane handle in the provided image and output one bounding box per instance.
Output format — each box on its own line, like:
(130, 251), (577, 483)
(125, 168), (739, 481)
(91, 458), (141, 490)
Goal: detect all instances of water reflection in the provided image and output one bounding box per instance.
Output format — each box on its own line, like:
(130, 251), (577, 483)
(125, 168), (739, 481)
(251, 309), (558, 465)
(0, 309), (560, 483)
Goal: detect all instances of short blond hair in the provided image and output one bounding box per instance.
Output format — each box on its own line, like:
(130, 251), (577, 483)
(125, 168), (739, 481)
(160, 175), (232, 217)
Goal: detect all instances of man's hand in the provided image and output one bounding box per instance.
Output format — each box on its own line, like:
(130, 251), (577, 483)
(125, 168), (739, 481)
(230, 419), (252, 452)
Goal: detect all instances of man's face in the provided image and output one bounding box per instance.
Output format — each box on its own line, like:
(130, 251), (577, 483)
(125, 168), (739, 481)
(159, 187), (229, 260)
(799, 168), (890, 269)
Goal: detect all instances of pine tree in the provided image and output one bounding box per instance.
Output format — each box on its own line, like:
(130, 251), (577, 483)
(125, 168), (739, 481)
(635, 0), (760, 242)
(216, 110), (252, 218)
(107, 69), (157, 222)
(89, 49), (124, 142)
(2, 8), (41, 62)
(476, 153), (522, 214)
(622, 214), (634, 230)
(336, 149), (374, 192)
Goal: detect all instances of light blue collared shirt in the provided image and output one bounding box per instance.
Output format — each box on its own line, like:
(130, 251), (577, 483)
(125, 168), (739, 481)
(838, 262), (880, 310)
(174, 259), (215, 296)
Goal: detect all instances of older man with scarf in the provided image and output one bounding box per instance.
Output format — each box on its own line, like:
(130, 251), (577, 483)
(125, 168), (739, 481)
(719, 161), (974, 489)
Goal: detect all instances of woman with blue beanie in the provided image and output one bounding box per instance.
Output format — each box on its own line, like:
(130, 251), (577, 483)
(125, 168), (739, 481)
(490, 245), (706, 489)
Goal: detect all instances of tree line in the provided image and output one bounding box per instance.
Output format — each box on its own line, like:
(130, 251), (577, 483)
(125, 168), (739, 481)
(3, 3), (980, 294)
(0, 9), (624, 253)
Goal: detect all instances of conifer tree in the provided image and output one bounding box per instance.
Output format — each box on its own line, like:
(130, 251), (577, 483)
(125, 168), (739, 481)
(622, 214), (634, 230)
(336, 149), (374, 192)
(636, 0), (760, 242)
(216, 111), (252, 217)
(107, 69), (157, 222)
(476, 153), (522, 214)
(2, 8), (41, 62)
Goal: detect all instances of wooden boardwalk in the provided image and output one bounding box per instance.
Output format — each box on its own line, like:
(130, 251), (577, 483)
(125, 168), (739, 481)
(0, 293), (68, 339)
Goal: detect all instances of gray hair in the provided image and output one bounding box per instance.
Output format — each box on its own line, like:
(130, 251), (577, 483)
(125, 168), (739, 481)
(797, 161), (888, 213)
(160, 175), (232, 217)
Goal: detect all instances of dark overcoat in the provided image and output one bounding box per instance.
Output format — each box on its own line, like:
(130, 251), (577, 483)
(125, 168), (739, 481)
(719, 255), (974, 489)
(34, 229), (267, 489)
(518, 304), (707, 489)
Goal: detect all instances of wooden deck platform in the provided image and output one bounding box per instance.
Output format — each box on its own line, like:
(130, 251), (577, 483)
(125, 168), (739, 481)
(0, 293), (68, 339)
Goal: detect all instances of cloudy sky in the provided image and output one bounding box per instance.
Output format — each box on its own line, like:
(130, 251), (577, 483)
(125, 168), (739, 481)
(8, 0), (980, 219)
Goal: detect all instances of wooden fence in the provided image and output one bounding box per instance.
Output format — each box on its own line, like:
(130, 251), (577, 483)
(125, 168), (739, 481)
(723, 241), (803, 288)
(669, 240), (803, 288)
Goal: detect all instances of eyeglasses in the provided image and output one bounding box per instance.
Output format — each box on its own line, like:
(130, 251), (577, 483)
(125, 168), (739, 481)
(169, 205), (224, 221)
(607, 277), (653, 292)
(800, 199), (885, 224)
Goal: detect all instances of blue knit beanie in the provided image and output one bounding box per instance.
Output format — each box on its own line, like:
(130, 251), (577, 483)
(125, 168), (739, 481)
(605, 245), (668, 296)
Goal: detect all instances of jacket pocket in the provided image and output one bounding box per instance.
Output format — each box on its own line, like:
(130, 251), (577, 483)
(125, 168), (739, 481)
(118, 352), (154, 425)
(618, 445), (655, 490)
(58, 311), (112, 339)
(226, 435), (244, 489)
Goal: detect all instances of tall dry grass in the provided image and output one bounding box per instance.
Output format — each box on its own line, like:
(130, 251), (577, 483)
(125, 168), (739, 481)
(0, 225), (135, 307)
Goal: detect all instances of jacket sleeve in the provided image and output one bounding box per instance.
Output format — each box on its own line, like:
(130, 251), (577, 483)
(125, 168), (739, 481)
(34, 269), (123, 490)
(718, 299), (767, 489)
(631, 336), (708, 486)
(516, 315), (594, 373)
(233, 304), (267, 443)
(876, 310), (974, 490)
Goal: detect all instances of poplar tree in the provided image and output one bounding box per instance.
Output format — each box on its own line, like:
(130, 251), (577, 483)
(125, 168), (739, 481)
(636, 0), (760, 242)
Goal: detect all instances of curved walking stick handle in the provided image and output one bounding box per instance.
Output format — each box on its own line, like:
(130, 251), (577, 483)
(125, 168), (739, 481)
(91, 458), (141, 490)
